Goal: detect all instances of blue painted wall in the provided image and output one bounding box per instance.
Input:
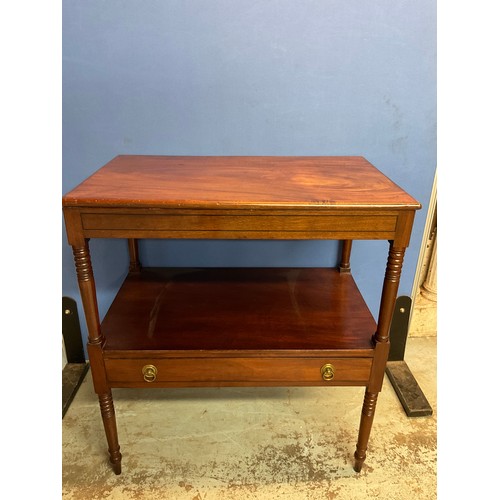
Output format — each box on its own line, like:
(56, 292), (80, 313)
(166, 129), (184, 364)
(62, 0), (436, 352)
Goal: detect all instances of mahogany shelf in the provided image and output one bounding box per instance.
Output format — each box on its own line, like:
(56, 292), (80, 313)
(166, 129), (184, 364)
(102, 267), (376, 354)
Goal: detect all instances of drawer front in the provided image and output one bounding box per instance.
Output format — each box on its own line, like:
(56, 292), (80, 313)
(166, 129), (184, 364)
(81, 213), (397, 240)
(105, 357), (372, 387)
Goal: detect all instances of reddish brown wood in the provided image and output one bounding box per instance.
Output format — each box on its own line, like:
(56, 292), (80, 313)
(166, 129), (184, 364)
(374, 245), (406, 344)
(367, 341), (391, 394)
(354, 390), (378, 472)
(81, 213), (401, 240)
(105, 357), (372, 387)
(127, 238), (141, 272)
(62, 156), (421, 210)
(394, 210), (417, 248)
(352, 242), (407, 469)
(62, 156), (420, 475)
(81, 211), (398, 238)
(63, 207), (86, 246)
(98, 392), (122, 475)
(72, 241), (122, 474)
(86, 343), (109, 394)
(339, 240), (353, 273)
(72, 241), (102, 345)
(101, 268), (376, 352)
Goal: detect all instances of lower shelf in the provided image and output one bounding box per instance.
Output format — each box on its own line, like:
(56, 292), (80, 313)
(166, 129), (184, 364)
(100, 267), (376, 388)
(102, 267), (377, 352)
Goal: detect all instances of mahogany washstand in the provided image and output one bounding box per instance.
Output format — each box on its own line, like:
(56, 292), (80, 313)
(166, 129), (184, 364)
(63, 156), (420, 474)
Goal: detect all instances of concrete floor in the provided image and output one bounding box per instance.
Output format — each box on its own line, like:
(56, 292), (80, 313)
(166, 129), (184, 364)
(62, 337), (436, 499)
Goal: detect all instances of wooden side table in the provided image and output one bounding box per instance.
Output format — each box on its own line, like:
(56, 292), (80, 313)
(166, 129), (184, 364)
(63, 156), (420, 475)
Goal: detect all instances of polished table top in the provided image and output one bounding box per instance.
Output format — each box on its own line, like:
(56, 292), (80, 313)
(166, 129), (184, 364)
(62, 155), (421, 210)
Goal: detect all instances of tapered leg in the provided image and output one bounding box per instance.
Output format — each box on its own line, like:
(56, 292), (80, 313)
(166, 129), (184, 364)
(354, 390), (378, 472)
(72, 240), (122, 474)
(353, 242), (406, 472)
(99, 391), (122, 475)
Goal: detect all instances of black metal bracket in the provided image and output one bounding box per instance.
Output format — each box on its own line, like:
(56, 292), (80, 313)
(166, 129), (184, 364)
(385, 296), (433, 417)
(62, 297), (89, 418)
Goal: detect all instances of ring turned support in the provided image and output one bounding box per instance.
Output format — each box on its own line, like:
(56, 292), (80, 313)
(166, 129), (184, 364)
(72, 240), (123, 475)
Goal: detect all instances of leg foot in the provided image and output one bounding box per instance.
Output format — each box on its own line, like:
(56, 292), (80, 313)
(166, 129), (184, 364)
(353, 390), (378, 472)
(98, 391), (122, 474)
(111, 461), (122, 475)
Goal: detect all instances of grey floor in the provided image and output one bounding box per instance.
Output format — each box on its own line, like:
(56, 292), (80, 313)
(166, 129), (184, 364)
(62, 336), (436, 499)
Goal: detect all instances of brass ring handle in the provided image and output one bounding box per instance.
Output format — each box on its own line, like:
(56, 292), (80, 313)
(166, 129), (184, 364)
(142, 364), (158, 382)
(321, 363), (335, 381)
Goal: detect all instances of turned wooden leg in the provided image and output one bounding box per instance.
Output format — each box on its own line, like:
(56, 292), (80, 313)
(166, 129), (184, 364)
(373, 243), (406, 344)
(339, 239), (353, 273)
(127, 238), (141, 272)
(99, 391), (122, 475)
(353, 243), (406, 472)
(72, 241), (103, 345)
(72, 240), (122, 474)
(354, 390), (378, 472)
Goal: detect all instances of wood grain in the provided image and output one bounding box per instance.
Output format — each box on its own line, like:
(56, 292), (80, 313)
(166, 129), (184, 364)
(100, 267), (377, 352)
(62, 155), (421, 474)
(105, 357), (373, 388)
(62, 156), (421, 210)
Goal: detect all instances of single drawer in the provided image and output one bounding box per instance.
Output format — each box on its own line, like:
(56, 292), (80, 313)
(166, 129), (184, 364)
(105, 357), (372, 388)
(81, 213), (397, 233)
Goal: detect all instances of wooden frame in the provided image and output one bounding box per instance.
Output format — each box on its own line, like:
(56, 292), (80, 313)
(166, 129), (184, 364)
(63, 155), (420, 475)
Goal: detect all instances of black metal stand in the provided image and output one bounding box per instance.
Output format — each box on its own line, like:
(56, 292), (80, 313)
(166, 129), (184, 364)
(62, 296), (89, 418)
(385, 296), (433, 417)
